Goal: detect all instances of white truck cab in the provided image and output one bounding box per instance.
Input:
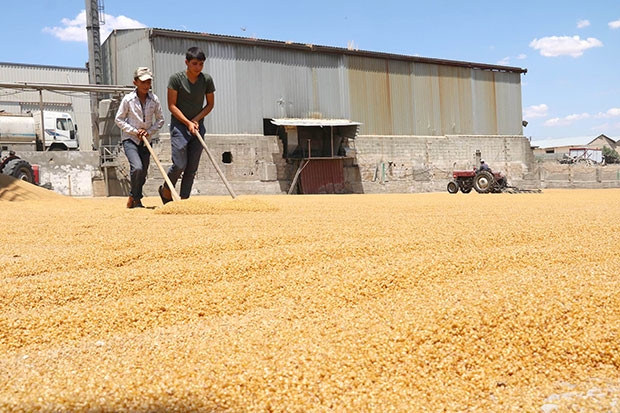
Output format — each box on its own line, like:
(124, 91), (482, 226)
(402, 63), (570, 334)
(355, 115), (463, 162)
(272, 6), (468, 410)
(34, 111), (79, 150)
(0, 110), (79, 151)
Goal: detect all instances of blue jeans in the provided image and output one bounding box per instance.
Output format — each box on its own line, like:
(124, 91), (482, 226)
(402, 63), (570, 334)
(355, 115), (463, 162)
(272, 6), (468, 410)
(122, 139), (150, 200)
(166, 122), (205, 199)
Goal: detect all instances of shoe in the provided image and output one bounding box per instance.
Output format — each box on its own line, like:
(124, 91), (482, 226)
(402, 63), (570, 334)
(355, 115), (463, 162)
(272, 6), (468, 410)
(127, 196), (145, 209)
(158, 185), (172, 205)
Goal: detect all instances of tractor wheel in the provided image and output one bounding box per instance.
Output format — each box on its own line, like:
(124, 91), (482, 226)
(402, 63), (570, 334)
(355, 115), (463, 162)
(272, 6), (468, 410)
(447, 181), (459, 194)
(473, 170), (495, 193)
(460, 179), (473, 193)
(2, 159), (35, 184)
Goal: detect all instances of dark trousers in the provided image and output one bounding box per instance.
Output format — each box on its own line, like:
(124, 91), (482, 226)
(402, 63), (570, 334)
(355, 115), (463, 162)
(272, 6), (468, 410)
(166, 122), (205, 199)
(122, 139), (150, 200)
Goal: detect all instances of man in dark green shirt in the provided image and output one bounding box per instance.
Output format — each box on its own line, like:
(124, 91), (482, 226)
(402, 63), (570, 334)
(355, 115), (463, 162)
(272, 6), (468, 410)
(159, 46), (216, 203)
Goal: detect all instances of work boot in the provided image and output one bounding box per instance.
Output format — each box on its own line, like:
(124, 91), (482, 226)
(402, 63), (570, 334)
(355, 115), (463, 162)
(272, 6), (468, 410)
(127, 196), (144, 209)
(158, 185), (172, 205)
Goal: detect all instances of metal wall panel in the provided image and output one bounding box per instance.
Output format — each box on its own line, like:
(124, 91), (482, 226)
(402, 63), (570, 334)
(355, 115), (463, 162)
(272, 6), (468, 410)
(149, 35), (350, 135)
(471, 70), (498, 135)
(101, 29), (525, 138)
(412, 62), (441, 135)
(386, 60), (414, 135)
(347, 56), (393, 135)
(494, 71), (523, 136)
(102, 29), (153, 86)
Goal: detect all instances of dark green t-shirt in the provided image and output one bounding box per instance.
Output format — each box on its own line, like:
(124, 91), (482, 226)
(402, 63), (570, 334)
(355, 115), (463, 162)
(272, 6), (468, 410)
(167, 70), (216, 125)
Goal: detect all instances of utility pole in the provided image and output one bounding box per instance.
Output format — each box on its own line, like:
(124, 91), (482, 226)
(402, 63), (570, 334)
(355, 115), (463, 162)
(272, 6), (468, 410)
(85, 0), (104, 149)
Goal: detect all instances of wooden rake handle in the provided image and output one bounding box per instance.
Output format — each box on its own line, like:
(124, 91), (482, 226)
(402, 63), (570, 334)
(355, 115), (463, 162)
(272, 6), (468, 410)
(193, 131), (237, 199)
(142, 138), (181, 202)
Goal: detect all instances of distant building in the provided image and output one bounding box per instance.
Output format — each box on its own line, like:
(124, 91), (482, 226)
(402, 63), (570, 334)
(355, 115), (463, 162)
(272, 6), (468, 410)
(532, 134), (617, 163)
(587, 134), (617, 151)
(98, 28), (534, 194)
(0, 62), (93, 149)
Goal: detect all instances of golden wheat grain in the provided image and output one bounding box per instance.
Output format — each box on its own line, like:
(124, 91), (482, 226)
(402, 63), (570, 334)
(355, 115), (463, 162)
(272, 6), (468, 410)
(0, 189), (619, 411)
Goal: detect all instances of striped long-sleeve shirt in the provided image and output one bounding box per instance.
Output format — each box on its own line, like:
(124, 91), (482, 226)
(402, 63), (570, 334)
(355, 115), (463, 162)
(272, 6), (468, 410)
(114, 89), (165, 145)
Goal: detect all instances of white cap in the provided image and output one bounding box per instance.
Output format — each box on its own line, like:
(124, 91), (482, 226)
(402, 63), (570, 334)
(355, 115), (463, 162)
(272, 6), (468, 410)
(134, 67), (153, 81)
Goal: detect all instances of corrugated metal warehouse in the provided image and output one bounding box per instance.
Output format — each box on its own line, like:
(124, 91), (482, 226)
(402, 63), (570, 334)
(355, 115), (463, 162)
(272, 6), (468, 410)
(98, 28), (535, 195)
(1, 29), (536, 196)
(102, 28), (526, 138)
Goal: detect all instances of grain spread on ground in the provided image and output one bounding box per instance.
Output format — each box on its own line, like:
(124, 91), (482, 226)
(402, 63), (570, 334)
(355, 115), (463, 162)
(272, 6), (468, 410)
(1, 190), (619, 411)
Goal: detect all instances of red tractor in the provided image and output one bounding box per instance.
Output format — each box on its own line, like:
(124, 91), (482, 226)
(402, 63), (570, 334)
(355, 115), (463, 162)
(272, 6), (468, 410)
(447, 169), (507, 194)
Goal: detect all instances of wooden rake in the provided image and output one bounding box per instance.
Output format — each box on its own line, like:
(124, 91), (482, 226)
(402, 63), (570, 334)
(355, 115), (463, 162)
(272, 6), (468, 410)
(142, 138), (181, 202)
(194, 131), (237, 199)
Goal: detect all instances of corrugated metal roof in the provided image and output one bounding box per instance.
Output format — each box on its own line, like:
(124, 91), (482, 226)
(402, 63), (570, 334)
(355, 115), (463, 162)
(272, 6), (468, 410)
(149, 28), (527, 75)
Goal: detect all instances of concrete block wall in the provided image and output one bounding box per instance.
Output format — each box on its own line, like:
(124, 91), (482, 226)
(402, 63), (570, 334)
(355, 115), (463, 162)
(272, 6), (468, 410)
(15, 135), (620, 198)
(536, 162), (620, 189)
(143, 133), (288, 197)
(16, 151), (101, 197)
(353, 135), (537, 193)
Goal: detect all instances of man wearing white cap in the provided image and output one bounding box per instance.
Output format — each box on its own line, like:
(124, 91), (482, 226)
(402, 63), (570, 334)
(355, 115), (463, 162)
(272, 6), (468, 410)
(115, 67), (165, 208)
(477, 159), (491, 173)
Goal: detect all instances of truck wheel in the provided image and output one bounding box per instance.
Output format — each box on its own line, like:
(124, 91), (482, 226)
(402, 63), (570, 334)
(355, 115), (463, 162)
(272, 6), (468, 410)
(473, 171), (495, 193)
(2, 159), (35, 184)
(447, 181), (459, 194)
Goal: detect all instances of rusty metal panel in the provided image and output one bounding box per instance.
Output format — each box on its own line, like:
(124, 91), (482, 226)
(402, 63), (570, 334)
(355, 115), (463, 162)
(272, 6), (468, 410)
(412, 62), (441, 135)
(494, 71), (523, 135)
(471, 70), (498, 134)
(300, 158), (345, 194)
(347, 55), (393, 135)
(437, 66), (474, 135)
(387, 60), (415, 135)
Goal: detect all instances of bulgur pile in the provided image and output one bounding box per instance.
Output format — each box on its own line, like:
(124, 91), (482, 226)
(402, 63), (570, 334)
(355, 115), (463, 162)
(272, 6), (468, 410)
(1, 183), (619, 411)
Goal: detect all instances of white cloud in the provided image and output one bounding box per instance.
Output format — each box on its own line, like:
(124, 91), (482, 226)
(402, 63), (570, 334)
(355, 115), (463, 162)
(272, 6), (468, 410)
(577, 19), (590, 29)
(524, 104), (549, 119)
(529, 35), (603, 57)
(497, 56), (510, 65)
(595, 108), (620, 118)
(42, 10), (146, 43)
(497, 53), (527, 66)
(544, 113), (590, 127)
(609, 19), (620, 29)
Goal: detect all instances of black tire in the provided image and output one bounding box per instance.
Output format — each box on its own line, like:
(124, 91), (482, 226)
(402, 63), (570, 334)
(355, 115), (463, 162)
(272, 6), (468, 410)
(2, 159), (35, 183)
(447, 181), (459, 194)
(460, 178), (473, 193)
(473, 170), (495, 193)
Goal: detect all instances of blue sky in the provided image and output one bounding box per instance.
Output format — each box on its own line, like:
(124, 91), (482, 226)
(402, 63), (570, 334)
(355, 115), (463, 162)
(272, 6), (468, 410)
(1, 0), (619, 145)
